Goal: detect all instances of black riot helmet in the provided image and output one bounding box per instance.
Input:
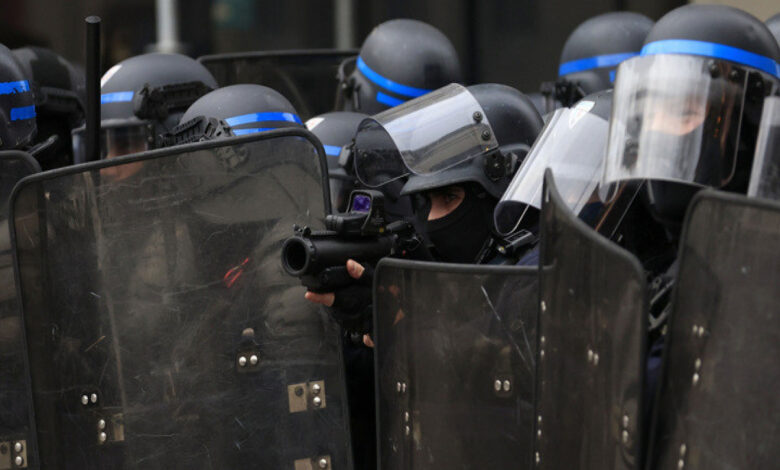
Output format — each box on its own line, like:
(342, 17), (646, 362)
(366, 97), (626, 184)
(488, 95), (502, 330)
(353, 83), (542, 263)
(0, 44), (36, 150)
(165, 84), (303, 145)
(603, 4), (780, 230)
(542, 12), (654, 111)
(354, 83), (543, 199)
(306, 111), (366, 212)
(13, 46), (85, 169)
(72, 53), (217, 162)
(337, 19), (462, 115)
(767, 13), (780, 46)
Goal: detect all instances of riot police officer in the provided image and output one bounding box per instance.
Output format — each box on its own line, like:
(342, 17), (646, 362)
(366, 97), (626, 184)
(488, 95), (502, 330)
(13, 46), (85, 169)
(306, 82), (544, 308)
(601, 3), (780, 420)
(541, 11), (654, 112)
(165, 83), (304, 144)
(604, 4), (780, 232)
(72, 52), (217, 162)
(337, 19), (462, 114)
(0, 44), (37, 152)
(305, 83), (542, 470)
(389, 83), (544, 264)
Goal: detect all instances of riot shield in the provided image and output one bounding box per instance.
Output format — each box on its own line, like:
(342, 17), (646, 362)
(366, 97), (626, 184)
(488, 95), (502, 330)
(373, 258), (539, 469)
(0, 151), (39, 469)
(536, 170), (647, 470)
(198, 49), (358, 120)
(11, 130), (353, 469)
(648, 191), (780, 470)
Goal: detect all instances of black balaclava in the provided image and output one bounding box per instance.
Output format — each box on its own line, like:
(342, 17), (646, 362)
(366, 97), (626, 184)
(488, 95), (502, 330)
(424, 185), (496, 263)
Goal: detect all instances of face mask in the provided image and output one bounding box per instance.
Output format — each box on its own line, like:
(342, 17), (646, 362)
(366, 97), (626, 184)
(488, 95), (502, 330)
(424, 188), (494, 263)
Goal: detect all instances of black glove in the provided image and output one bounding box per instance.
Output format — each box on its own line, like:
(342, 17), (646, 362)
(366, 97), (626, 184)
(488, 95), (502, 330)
(326, 263), (374, 334)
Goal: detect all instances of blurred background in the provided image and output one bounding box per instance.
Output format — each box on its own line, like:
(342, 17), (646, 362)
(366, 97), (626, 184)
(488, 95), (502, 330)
(3, 0), (778, 93)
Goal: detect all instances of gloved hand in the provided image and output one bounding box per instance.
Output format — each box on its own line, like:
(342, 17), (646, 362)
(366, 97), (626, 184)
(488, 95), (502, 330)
(305, 259), (374, 334)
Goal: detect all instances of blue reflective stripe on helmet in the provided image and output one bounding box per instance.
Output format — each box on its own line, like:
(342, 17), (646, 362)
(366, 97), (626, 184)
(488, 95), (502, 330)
(558, 52), (639, 77)
(641, 39), (780, 78)
(225, 112), (302, 127)
(232, 128), (275, 135)
(10, 105), (36, 121)
(0, 80), (30, 95)
(101, 91), (134, 104)
(376, 91), (405, 107)
(357, 56), (432, 98)
(323, 145), (342, 156)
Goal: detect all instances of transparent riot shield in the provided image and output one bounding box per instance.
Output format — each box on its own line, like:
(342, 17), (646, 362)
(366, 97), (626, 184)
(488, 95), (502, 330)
(536, 170), (647, 470)
(198, 49), (358, 120)
(0, 151), (39, 469)
(373, 258), (539, 469)
(648, 191), (780, 470)
(11, 130), (353, 469)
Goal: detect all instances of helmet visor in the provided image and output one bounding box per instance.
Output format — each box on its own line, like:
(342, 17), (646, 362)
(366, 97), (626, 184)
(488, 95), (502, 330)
(354, 83), (498, 187)
(748, 96), (780, 201)
(603, 54), (749, 192)
(72, 121), (152, 163)
(495, 104), (609, 235)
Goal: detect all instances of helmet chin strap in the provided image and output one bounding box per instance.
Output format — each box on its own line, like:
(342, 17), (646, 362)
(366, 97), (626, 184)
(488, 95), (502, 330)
(410, 192), (433, 246)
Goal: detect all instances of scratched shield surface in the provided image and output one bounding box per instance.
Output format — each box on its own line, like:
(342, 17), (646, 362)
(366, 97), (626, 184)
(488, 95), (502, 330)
(535, 171), (647, 470)
(10, 131), (353, 470)
(373, 258), (538, 469)
(648, 191), (780, 470)
(0, 151), (39, 469)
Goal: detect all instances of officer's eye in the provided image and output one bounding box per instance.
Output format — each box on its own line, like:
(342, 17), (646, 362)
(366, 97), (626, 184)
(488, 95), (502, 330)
(443, 192), (459, 203)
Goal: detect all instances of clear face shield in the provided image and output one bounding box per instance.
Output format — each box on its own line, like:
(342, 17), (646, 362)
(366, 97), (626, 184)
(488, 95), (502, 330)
(72, 120), (152, 163)
(353, 83), (499, 188)
(748, 95), (780, 201)
(494, 99), (628, 236)
(602, 54), (752, 196)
